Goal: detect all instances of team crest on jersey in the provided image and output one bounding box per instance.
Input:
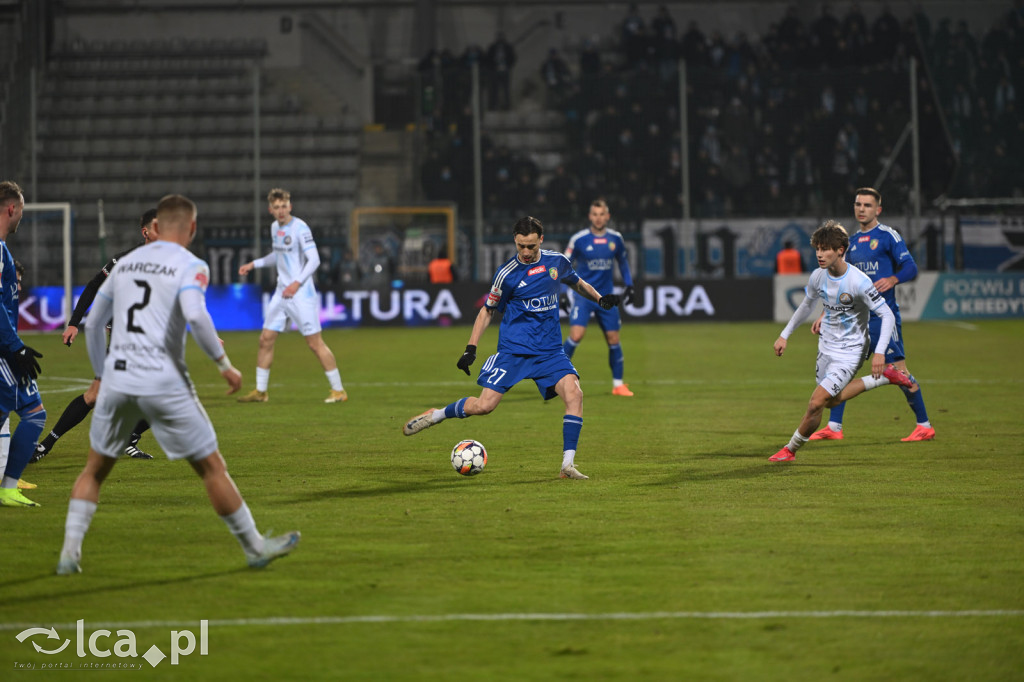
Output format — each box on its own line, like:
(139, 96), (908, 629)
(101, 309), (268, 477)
(839, 293), (853, 305)
(527, 265), (546, 276)
(869, 239), (879, 250)
(548, 267), (558, 280)
(284, 236), (292, 246)
(609, 242), (616, 251)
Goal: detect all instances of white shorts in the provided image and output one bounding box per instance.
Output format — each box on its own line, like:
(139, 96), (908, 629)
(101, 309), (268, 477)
(815, 351), (865, 398)
(90, 385), (218, 461)
(264, 290), (321, 336)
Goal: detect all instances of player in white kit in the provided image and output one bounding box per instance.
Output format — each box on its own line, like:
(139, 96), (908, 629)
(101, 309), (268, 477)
(236, 188), (347, 403)
(57, 194), (299, 574)
(770, 220), (914, 462)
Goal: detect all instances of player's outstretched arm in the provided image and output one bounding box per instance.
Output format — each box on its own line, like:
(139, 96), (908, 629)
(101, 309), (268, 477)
(458, 307), (493, 374)
(571, 277), (619, 308)
(239, 253), (276, 278)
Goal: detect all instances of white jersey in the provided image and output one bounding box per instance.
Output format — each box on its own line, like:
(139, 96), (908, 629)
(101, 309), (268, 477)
(93, 241), (212, 394)
(270, 216), (318, 296)
(803, 265), (888, 358)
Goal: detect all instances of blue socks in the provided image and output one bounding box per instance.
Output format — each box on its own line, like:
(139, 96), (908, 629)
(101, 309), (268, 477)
(563, 338), (579, 359)
(901, 377), (930, 423)
(827, 401), (847, 427)
(443, 398), (469, 420)
(4, 408), (46, 480)
(563, 415), (583, 452)
(608, 343), (624, 381)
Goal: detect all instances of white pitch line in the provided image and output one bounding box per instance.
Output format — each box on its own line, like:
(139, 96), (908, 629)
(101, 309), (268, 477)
(1, 609), (1021, 632)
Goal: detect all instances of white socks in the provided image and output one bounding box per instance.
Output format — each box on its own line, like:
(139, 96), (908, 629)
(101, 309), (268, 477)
(786, 430), (810, 453)
(220, 503), (265, 558)
(861, 375), (888, 391)
(255, 367), (270, 392)
(326, 368), (343, 392)
(561, 449), (576, 469)
(0, 417), (9, 474)
(61, 499), (99, 561)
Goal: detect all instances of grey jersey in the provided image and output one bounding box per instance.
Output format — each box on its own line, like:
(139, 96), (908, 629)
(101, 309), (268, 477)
(92, 241), (212, 394)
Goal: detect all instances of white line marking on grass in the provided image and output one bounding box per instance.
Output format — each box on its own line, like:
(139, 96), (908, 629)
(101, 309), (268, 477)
(2, 610), (1021, 632)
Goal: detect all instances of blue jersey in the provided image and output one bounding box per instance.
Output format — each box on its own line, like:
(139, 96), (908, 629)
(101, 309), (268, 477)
(846, 223), (917, 321)
(564, 228), (633, 295)
(0, 241), (22, 355)
(486, 250), (580, 355)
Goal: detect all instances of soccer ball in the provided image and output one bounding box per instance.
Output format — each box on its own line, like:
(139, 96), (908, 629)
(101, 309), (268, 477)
(450, 439), (487, 476)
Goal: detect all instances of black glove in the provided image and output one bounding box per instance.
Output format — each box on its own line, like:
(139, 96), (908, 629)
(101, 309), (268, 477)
(13, 345), (43, 380)
(598, 294), (621, 310)
(559, 293), (572, 314)
(622, 286), (635, 306)
(456, 344), (477, 375)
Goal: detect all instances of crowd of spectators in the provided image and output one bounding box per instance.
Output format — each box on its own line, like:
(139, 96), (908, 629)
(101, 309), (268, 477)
(418, 2), (1023, 225)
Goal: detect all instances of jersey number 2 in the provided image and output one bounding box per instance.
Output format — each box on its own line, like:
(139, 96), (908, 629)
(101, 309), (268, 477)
(127, 280), (151, 333)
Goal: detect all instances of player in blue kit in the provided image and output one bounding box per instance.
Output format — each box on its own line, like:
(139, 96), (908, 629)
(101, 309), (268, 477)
(403, 216), (620, 480)
(810, 188), (935, 442)
(0, 181), (47, 508)
(561, 199), (636, 396)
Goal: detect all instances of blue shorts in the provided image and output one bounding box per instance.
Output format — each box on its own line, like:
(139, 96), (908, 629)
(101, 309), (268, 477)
(0, 358), (42, 414)
(569, 296), (621, 332)
(869, 315), (905, 363)
(477, 352), (578, 400)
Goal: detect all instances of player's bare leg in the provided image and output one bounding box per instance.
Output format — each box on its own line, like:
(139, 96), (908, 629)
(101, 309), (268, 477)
(238, 330), (278, 402)
(191, 451), (300, 568)
(554, 374), (588, 479)
(771, 385), (831, 462)
(305, 332), (347, 403)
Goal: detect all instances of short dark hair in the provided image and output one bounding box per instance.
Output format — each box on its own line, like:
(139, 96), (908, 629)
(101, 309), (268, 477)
(14, 260), (23, 279)
(140, 208), (158, 227)
(512, 216), (544, 238)
(0, 180), (23, 206)
(810, 220), (849, 253)
(855, 187), (882, 205)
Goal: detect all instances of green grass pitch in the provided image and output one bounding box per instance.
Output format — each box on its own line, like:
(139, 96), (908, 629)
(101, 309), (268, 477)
(1, 320), (1022, 680)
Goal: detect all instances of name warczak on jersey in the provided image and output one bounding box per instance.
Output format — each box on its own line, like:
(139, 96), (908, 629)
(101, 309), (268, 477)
(486, 250), (580, 355)
(96, 241), (213, 395)
(117, 261), (178, 276)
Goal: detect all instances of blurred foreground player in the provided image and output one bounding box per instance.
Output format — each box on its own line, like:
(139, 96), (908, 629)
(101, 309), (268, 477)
(57, 194), (299, 574)
(0, 180), (47, 508)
